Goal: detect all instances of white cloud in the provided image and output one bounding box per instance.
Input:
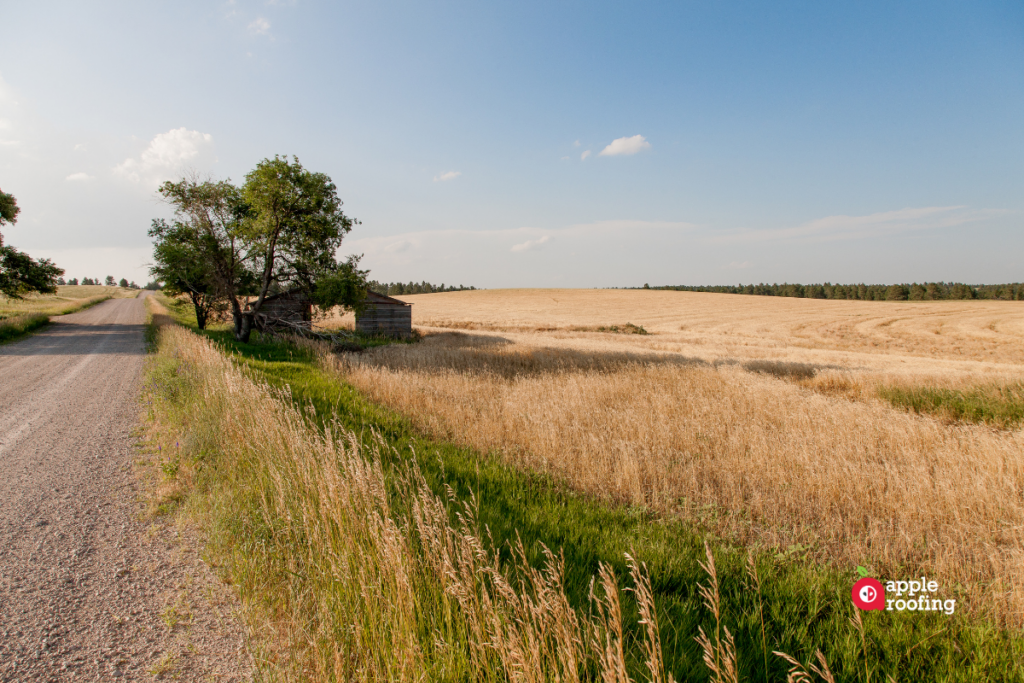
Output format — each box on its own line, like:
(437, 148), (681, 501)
(0, 75), (23, 146)
(114, 127), (215, 186)
(385, 239), (413, 253)
(0, 73), (17, 105)
(434, 170), (461, 182)
(599, 134), (651, 157)
(580, 150), (591, 161)
(248, 17), (271, 36)
(709, 206), (1000, 245)
(511, 235), (550, 252)
(573, 140), (581, 147)
(65, 172), (94, 181)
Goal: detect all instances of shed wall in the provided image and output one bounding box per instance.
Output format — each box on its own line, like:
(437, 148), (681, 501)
(253, 294), (312, 330)
(356, 304), (412, 337)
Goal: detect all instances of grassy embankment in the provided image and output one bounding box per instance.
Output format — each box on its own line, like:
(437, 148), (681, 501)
(0, 285), (135, 343)
(143, 294), (1024, 682)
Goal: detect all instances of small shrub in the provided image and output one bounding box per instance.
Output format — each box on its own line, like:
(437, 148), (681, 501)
(161, 459), (180, 478)
(595, 323), (650, 335)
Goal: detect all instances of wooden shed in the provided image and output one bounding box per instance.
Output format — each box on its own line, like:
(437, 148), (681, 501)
(252, 290), (312, 331)
(356, 291), (412, 338)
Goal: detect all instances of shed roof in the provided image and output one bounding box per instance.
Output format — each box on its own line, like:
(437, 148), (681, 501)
(364, 291), (412, 306)
(260, 289), (310, 302)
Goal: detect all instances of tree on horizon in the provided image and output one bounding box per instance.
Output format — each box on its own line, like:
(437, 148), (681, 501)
(0, 188), (64, 298)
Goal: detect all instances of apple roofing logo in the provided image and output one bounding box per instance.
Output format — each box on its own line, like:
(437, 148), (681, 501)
(852, 566), (885, 611)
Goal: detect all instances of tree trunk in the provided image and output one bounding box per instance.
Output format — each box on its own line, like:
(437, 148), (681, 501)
(236, 313), (254, 343)
(190, 293), (208, 330)
(230, 297), (244, 340)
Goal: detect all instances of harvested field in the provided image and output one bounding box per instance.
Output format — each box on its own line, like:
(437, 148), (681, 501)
(324, 288), (1024, 365)
(318, 288), (1024, 625)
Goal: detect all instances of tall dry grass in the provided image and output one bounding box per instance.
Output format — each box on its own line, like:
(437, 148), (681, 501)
(314, 331), (1024, 626)
(153, 325), (678, 681)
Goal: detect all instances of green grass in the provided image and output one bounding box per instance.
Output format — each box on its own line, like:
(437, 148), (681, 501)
(879, 384), (1024, 428)
(154, 294), (1024, 682)
(0, 312), (50, 344)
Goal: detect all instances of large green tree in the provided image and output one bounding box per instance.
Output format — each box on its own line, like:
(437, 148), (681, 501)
(150, 175), (254, 329)
(234, 155), (364, 342)
(0, 188), (64, 298)
(151, 160), (366, 342)
(149, 218), (226, 329)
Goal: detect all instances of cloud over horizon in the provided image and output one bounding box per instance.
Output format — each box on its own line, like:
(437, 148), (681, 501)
(511, 235), (550, 252)
(345, 219), (695, 286)
(434, 170), (461, 182)
(709, 206), (1001, 244)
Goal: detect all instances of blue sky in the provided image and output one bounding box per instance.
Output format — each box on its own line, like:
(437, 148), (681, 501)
(1, 1), (1021, 287)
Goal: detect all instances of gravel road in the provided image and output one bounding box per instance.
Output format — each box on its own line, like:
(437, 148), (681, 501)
(0, 294), (251, 682)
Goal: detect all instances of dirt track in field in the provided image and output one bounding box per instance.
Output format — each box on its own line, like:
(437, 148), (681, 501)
(0, 294), (250, 682)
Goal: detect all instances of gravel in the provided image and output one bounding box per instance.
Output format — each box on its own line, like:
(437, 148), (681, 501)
(0, 294), (252, 682)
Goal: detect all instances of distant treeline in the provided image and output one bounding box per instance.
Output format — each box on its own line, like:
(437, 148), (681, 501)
(639, 282), (1024, 301)
(368, 280), (477, 296)
(59, 276), (141, 289)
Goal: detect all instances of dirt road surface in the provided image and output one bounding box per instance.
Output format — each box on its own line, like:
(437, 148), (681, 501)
(0, 295), (250, 682)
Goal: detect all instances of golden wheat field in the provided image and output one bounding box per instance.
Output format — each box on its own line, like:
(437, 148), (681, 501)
(319, 289), (1024, 625)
